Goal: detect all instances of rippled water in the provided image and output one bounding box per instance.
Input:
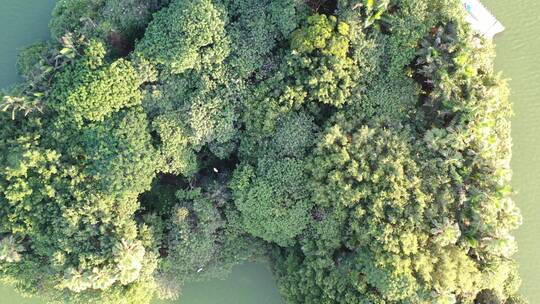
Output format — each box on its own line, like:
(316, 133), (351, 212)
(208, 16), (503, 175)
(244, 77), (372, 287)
(484, 0), (540, 300)
(0, 1), (56, 88)
(0, 0), (538, 303)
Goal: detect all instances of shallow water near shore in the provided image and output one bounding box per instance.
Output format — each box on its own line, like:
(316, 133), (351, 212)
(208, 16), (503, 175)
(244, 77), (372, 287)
(0, 0), (539, 303)
(483, 0), (540, 299)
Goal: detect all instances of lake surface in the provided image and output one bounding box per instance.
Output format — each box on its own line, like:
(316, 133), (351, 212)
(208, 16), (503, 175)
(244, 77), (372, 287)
(0, 0), (539, 303)
(0, 1), (57, 88)
(483, 0), (540, 300)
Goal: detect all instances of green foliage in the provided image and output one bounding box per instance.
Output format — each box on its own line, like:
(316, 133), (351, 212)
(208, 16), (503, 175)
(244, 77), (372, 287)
(360, 0), (390, 28)
(271, 112), (317, 158)
(50, 40), (143, 124)
(2, 34), (88, 120)
(16, 42), (50, 80)
(230, 158), (311, 246)
(100, 0), (170, 38)
(1, 94), (44, 120)
(0, 0), (526, 303)
(50, 0), (168, 44)
(0, 31), (156, 304)
(291, 14), (349, 56)
(222, 0), (305, 78)
(74, 107), (157, 195)
(284, 14), (358, 108)
(159, 189), (225, 282)
(135, 0), (230, 74)
(0, 118), (156, 302)
(50, 0), (104, 39)
(143, 68), (241, 170)
(286, 122), (432, 302)
(188, 96), (237, 149)
(151, 113), (198, 176)
(352, 73), (420, 121)
(0, 236), (24, 263)
(156, 186), (260, 300)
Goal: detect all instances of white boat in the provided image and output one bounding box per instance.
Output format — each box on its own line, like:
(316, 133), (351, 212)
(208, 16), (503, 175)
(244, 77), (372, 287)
(462, 0), (505, 39)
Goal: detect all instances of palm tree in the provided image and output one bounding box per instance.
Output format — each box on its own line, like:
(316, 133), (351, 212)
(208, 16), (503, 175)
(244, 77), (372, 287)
(114, 239), (146, 284)
(0, 235), (24, 263)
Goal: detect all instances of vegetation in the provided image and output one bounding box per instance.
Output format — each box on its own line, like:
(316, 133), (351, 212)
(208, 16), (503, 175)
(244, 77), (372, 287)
(0, 0), (525, 303)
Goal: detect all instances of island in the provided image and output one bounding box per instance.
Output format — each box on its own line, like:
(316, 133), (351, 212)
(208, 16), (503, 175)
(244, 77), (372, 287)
(0, 0), (526, 303)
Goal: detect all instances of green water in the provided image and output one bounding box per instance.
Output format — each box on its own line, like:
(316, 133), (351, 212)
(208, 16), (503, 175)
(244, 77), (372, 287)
(483, 0), (540, 300)
(0, 1), (57, 88)
(0, 0), (539, 303)
(156, 263), (283, 304)
(0, 262), (282, 304)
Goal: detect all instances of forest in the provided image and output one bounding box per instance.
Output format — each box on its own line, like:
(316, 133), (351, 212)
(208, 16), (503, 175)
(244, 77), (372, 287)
(0, 0), (526, 303)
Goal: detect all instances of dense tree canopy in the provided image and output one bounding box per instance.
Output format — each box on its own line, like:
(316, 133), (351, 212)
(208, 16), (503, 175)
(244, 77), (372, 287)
(230, 157), (311, 246)
(0, 0), (526, 303)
